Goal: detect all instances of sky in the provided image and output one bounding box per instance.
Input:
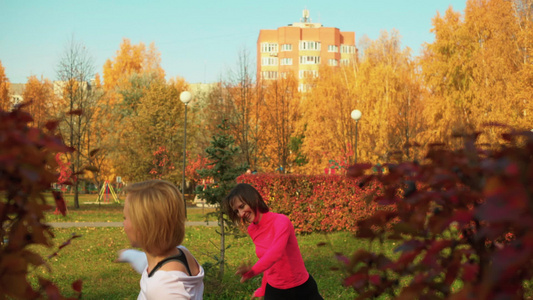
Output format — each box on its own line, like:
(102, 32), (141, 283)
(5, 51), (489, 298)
(0, 0), (467, 85)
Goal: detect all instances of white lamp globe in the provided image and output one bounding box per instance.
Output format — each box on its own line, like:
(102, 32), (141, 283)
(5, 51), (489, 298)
(351, 109), (362, 121)
(180, 91), (192, 104)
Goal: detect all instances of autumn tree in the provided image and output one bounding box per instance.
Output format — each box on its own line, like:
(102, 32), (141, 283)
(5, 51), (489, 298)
(297, 65), (356, 174)
(0, 60), (10, 111)
(419, 7), (472, 147)
(356, 30), (424, 162)
(102, 38), (165, 93)
(385, 58), (426, 162)
(22, 76), (56, 129)
(222, 49), (262, 168)
(464, 0), (533, 142)
(511, 0), (533, 132)
(258, 74), (301, 172)
(420, 0), (532, 146)
(98, 39), (168, 184)
(111, 76), (187, 182)
(196, 83), (238, 154)
(55, 36), (99, 208)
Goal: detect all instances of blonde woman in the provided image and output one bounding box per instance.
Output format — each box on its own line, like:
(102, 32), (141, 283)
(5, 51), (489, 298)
(117, 180), (204, 299)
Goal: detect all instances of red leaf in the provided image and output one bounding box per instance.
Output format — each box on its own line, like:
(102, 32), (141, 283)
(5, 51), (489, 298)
(445, 256), (461, 285)
(335, 253), (350, 265)
(89, 149), (100, 157)
(431, 239), (452, 252)
(451, 210), (473, 224)
(72, 280), (83, 293)
(52, 191), (67, 216)
(391, 251), (420, 271)
(44, 120), (59, 131)
(462, 263), (478, 281)
(343, 273), (366, 288)
(346, 163), (373, 178)
(369, 274), (381, 285)
(67, 109), (83, 115)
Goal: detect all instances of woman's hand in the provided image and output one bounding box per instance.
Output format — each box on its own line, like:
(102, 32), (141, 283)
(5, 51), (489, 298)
(235, 261), (254, 283)
(114, 249), (147, 274)
(114, 249), (127, 263)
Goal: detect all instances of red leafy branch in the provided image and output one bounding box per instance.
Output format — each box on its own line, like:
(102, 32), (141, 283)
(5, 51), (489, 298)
(0, 105), (82, 298)
(149, 146), (175, 179)
(339, 129), (533, 299)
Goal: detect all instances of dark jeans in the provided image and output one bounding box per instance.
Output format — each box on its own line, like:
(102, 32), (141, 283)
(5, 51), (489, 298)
(264, 274), (323, 300)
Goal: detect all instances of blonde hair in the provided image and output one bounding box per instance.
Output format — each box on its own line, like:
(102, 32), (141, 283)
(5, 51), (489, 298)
(125, 180), (185, 256)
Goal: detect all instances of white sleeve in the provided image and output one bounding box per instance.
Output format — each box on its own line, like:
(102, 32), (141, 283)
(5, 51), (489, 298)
(117, 249), (147, 274)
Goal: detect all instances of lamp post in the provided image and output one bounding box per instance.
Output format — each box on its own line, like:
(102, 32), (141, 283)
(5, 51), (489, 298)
(351, 109), (362, 164)
(180, 91), (192, 216)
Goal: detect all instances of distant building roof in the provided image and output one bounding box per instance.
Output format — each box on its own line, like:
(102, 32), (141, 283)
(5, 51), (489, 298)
(289, 9), (322, 28)
(9, 83), (25, 96)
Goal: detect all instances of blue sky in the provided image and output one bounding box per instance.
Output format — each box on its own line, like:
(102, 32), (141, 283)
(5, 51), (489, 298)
(0, 0), (467, 84)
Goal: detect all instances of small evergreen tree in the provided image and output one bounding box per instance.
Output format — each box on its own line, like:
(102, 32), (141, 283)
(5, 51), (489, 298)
(196, 120), (248, 280)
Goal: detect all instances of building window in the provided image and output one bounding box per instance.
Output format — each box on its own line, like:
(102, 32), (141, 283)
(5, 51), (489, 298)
(299, 56), (321, 64)
(281, 44), (292, 51)
(299, 41), (321, 51)
(262, 71), (278, 80)
(340, 59), (350, 65)
(299, 70), (318, 79)
(280, 58), (293, 65)
(328, 59), (338, 66)
(298, 83), (312, 92)
(328, 45), (338, 52)
(261, 43), (278, 53)
(340, 44), (356, 54)
(262, 57), (278, 66)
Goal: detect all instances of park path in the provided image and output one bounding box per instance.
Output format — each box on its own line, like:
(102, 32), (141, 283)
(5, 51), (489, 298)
(48, 221), (217, 228)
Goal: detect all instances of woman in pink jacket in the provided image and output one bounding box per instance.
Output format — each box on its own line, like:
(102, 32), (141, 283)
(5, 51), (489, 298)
(224, 183), (323, 300)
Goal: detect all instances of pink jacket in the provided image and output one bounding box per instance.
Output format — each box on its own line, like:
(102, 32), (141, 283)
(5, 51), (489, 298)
(243, 212), (309, 297)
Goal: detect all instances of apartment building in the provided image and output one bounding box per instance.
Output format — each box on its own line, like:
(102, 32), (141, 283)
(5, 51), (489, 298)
(257, 9), (357, 91)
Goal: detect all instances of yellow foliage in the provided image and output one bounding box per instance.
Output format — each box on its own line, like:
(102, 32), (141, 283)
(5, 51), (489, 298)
(0, 60), (10, 111)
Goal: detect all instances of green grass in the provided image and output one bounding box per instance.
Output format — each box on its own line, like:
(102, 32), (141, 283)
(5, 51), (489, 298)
(33, 193), (533, 299)
(29, 227), (373, 299)
(35, 193), (401, 299)
(44, 193), (217, 223)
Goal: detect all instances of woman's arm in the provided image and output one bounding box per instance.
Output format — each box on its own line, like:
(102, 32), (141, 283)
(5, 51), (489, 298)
(116, 249), (147, 274)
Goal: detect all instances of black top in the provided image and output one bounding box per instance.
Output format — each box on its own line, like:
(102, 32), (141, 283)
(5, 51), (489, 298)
(148, 248), (192, 277)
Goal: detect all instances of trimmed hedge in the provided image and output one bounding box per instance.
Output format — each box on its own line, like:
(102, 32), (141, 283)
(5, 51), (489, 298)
(237, 173), (382, 233)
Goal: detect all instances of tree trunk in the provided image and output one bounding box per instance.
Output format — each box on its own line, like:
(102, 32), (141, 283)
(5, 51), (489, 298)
(218, 210), (225, 280)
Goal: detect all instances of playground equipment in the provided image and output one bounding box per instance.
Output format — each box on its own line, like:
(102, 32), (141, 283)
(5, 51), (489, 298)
(96, 181), (120, 204)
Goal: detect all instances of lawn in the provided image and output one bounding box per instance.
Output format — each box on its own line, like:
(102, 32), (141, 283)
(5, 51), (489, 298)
(44, 193), (217, 223)
(35, 192), (397, 299)
(29, 226), (389, 299)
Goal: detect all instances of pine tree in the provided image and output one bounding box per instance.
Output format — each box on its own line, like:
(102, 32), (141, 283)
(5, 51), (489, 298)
(196, 120), (248, 281)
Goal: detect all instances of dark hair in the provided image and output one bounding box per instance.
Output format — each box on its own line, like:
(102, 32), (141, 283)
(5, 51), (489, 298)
(224, 183), (269, 225)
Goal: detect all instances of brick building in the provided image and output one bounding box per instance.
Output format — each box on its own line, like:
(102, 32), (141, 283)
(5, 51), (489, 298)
(257, 9), (357, 91)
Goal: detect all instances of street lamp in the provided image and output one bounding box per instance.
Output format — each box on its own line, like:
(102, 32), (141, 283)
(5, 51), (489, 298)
(180, 91), (192, 216)
(351, 109), (362, 164)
